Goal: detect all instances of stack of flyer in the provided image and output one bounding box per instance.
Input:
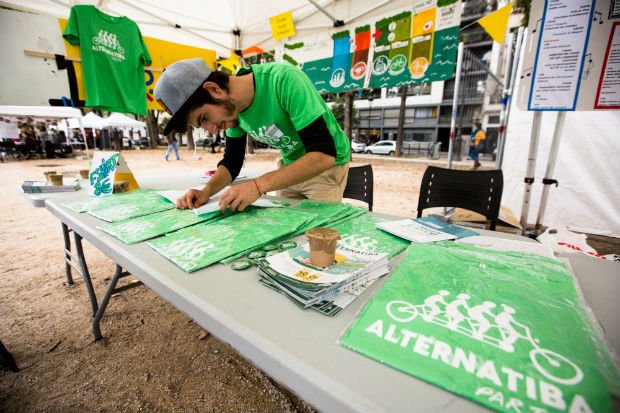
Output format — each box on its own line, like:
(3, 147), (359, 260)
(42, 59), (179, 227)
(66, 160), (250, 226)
(376, 216), (478, 243)
(21, 179), (80, 193)
(258, 243), (389, 316)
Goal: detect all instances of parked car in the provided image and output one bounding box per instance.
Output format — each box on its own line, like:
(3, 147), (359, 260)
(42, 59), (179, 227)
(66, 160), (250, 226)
(351, 140), (367, 153)
(365, 140), (396, 155)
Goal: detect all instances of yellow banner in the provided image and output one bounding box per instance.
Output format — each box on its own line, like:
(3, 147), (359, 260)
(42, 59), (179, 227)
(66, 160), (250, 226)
(269, 11), (296, 41)
(58, 19), (216, 111)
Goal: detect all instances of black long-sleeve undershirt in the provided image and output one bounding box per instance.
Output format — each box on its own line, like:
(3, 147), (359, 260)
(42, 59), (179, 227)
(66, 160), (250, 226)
(217, 115), (336, 180)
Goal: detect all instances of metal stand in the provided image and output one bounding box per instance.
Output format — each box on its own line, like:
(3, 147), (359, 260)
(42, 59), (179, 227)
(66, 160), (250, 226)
(535, 111), (566, 231)
(519, 111), (543, 236)
(447, 42), (464, 169)
(496, 27), (524, 169)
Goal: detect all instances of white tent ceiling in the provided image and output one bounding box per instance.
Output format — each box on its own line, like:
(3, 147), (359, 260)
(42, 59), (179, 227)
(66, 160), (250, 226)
(0, 0), (414, 57)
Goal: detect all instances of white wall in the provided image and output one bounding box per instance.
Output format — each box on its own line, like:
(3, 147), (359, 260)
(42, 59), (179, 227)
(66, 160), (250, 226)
(0, 8), (71, 105)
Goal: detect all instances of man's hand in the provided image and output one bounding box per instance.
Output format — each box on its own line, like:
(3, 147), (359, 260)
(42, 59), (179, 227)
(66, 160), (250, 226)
(218, 181), (260, 213)
(177, 189), (210, 210)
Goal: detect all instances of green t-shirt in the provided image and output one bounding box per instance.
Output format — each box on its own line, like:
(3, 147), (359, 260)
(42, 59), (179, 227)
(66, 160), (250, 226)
(227, 63), (350, 165)
(63, 5), (152, 115)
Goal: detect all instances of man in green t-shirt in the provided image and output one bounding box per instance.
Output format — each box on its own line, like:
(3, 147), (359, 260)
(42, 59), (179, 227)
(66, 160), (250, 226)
(154, 58), (350, 213)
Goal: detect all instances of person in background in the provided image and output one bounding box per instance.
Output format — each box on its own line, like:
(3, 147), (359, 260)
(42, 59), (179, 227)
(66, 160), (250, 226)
(154, 58), (350, 213)
(38, 125), (55, 159)
(209, 132), (222, 153)
(469, 121), (486, 169)
(164, 131), (180, 161)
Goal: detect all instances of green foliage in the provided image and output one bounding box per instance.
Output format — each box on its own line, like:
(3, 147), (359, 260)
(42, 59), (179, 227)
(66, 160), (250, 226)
(331, 30), (350, 40)
(376, 11), (411, 27)
(355, 25), (370, 34)
(330, 95), (358, 130)
(284, 42), (304, 50)
(515, 0), (531, 26)
(159, 117), (169, 134)
(282, 54), (299, 67)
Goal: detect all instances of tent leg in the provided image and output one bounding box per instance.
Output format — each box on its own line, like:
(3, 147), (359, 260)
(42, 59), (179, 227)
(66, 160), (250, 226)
(535, 111), (566, 231)
(519, 111), (543, 236)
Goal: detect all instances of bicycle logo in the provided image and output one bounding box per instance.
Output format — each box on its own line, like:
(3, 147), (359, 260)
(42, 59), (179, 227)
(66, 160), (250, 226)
(386, 291), (584, 386)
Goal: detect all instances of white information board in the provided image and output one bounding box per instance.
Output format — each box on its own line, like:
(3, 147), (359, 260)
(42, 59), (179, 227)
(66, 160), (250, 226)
(518, 0), (620, 111)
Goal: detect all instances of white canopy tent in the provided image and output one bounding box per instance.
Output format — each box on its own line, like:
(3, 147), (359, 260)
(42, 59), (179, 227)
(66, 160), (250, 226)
(0, 104), (90, 158)
(105, 113), (146, 128)
(0, 105), (81, 119)
(67, 111), (106, 129)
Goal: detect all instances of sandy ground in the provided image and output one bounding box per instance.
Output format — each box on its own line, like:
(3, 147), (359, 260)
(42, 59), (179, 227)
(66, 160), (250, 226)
(0, 147), (452, 413)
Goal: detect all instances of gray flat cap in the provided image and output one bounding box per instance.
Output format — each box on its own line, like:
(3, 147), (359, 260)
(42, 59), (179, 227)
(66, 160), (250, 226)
(154, 58), (212, 135)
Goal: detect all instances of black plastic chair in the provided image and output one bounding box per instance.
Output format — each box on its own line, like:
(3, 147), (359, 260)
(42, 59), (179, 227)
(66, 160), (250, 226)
(417, 166), (503, 230)
(343, 165), (374, 211)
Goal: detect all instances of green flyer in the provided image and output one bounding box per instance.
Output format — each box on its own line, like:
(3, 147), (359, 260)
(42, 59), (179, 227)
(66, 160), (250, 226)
(340, 242), (617, 413)
(148, 207), (309, 272)
(98, 208), (222, 244)
(332, 214), (410, 258)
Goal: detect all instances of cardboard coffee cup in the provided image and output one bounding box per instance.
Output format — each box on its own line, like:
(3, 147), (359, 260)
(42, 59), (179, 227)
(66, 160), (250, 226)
(113, 181), (129, 193)
(43, 171), (57, 182)
(49, 174), (63, 186)
(79, 169), (90, 179)
(306, 227), (341, 268)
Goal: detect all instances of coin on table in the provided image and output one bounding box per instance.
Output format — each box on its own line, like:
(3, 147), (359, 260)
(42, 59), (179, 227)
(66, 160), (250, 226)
(247, 250), (266, 259)
(278, 241), (297, 250)
(262, 244), (279, 251)
(231, 259), (253, 270)
(265, 249), (282, 257)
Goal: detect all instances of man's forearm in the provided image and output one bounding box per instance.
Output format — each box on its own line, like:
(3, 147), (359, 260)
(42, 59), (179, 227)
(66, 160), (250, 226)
(254, 151), (335, 194)
(204, 165), (233, 196)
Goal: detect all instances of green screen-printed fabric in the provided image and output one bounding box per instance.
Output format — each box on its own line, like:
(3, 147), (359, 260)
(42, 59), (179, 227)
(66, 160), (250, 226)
(286, 200), (364, 236)
(63, 5), (151, 115)
(148, 207), (310, 272)
(340, 242), (618, 413)
(64, 189), (163, 213)
(98, 209), (222, 244)
(226, 63), (350, 166)
(332, 214), (410, 258)
(88, 195), (174, 222)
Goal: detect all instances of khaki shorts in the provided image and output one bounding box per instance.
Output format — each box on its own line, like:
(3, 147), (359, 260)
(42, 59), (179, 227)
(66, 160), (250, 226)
(276, 159), (349, 202)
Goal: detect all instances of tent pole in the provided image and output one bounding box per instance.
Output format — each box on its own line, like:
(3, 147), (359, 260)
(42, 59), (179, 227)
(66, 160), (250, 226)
(78, 118), (90, 159)
(519, 111), (543, 236)
(496, 27), (524, 169)
(535, 111), (566, 231)
(306, 0), (343, 26)
(447, 42), (464, 169)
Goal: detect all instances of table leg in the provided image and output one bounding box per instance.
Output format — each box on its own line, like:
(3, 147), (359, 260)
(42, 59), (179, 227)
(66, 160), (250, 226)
(73, 232), (99, 317)
(92, 265), (138, 341)
(61, 223), (74, 285)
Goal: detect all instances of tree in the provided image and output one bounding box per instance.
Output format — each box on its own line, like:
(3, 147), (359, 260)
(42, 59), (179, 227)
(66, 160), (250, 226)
(330, 94), (358, 132)
(514, 0), (531, 26)
(146, 110), (160, 148)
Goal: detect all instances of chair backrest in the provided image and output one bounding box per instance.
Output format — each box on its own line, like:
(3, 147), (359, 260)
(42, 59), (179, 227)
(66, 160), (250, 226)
(343, 165), (374, 211)
(417, 166), (503, 230)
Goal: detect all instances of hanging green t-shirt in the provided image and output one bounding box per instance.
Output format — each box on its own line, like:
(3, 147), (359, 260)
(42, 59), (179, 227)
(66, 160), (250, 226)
(227, 63), (350, 166)
(63, 5), (152, 115)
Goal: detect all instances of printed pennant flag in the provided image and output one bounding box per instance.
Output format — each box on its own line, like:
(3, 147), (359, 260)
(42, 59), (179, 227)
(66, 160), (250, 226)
(477, 3), (513, 44)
